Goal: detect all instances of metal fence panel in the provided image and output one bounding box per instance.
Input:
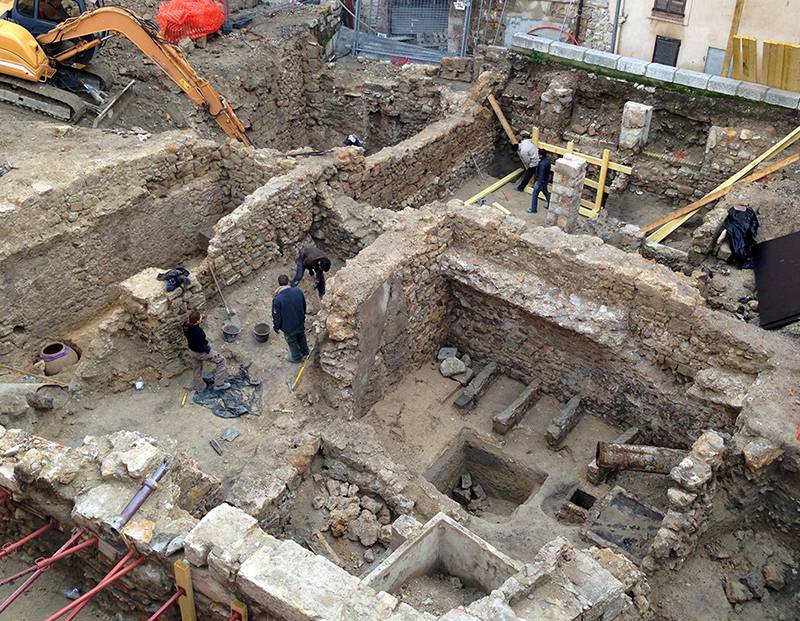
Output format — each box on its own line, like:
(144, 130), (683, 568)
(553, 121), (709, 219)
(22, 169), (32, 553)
(353, 0), (470, 62)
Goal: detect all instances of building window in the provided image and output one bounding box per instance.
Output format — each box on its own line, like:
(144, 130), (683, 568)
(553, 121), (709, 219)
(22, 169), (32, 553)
(653, 35), (681, 66)
(653, 0), (686, 16)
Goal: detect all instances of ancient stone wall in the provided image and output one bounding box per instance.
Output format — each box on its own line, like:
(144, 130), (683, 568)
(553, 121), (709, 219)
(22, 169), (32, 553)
(348, 104), (497, 211)
(318, 208), (454, 414)
(312, 193), (395, 260)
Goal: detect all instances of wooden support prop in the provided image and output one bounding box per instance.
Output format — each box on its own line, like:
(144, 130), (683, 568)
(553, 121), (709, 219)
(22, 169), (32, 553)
(763, 40), (785, 88)
(491, 202), (511, 215)
(465, 168), (523, 205)
(740, 35), (758, 83)
(783, 43), (800, 92)
(173, 560), (197, 621)
(0, 363), (68, 388)
(721, 0), (746, 78)
(529, 126), (632, 174)
(594, 149), (611, 212)
(641, 151), (800, 234)
(646, 126), (800, 242)
(732, 36), (743, 80)
(523, 185), (599, 218)
(487, 94), (518, 144)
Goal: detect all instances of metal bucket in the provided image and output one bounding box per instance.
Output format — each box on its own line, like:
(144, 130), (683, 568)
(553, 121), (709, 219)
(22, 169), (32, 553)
(252, 322), (270, 343)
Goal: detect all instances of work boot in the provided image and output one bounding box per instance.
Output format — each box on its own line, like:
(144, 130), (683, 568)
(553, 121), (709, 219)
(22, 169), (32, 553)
(284, 353), (302, 363)
(213, 382), (231, 391)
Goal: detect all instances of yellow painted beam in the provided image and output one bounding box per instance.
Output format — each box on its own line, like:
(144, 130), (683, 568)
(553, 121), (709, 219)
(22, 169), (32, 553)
(490, 202), (511, 215)
(529, 126), (632, 174)
(173, 560), (197, 621)
(732, 35), (744, 80)
(464, 168), (523, 205)
(740, 35), (758, 83)
(594, 149), (611, 212)
(647, 126), (800, 242)
(782, 43), (800, 91)
(722, 0), (746, 77)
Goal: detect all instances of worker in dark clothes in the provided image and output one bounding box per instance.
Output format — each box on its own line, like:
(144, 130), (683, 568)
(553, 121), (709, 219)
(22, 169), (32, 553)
(182, 310), (230, 392)
(291, 246), (331, 298)
(527, 149), (552, 214)
(273, 275), (310, 363)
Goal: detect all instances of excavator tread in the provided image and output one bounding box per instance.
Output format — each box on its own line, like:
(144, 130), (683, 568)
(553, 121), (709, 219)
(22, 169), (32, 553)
(0, 73), (87, 122)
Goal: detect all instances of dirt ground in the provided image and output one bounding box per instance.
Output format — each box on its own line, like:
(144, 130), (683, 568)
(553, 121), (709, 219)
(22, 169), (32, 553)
(0, 556), (104, 620)
(30, 256), (339, 489)
(395, 572), (485, 617)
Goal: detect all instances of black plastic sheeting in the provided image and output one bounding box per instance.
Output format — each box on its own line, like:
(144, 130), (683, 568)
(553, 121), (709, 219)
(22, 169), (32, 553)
(723, 207), (759, 269)
(753, 230), (800, 330)
(193, 365), (262, 418)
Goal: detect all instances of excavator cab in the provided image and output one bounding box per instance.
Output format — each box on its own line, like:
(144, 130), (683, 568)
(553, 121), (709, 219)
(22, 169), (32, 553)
(4, 0), (102, 65)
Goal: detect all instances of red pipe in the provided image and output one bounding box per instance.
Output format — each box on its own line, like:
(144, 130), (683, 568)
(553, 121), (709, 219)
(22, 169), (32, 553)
(44, 555), (146, 621)
(34, 536), (98, 571)
(0, 521), (55, 560)
(146, 588), (185, 621)
(526, 25), (580, 46)
(227, 613), (242, 621)
(0, 528), (86, 614)
(62, 550), (136, 621)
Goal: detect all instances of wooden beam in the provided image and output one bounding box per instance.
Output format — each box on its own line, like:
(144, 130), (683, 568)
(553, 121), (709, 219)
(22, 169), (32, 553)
(173, 560), (197, 621)
(782, 43), (800, 91)
(594, 149), (611, 212)
(487, 94), (518, 145)
(464, 168), (524, 205)
(640, 150), (800, 234)
(721, 0), (746, 78)
(763, 40), (785, 88)
(740, 35), (758, 83)
(529, 127), (632, 174)
(732, 35), (744, 80)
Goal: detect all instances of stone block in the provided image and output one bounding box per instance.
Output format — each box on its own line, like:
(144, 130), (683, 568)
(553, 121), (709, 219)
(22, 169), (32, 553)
(708, 75), (742, 96)
(545, 395), (583, 446)
(764, 87), (800, 109)
(742, 438), (783, 471)
(549, 41), (588, 62)
(454, 362), (498, 409)
(674, 69), (711, 90)
(618, 126), (645, 150)
(184, 503), (262, 567)
(584, 48), (620, 69)
(511, 33), (552, 55)
(645, 62), (677, 82)
(622, 101), (653, 129)
(735, 81), (768, 101)
(390, 514), (422, 548)
(616, 56), (649, 76)
(493, 380), (540, 435)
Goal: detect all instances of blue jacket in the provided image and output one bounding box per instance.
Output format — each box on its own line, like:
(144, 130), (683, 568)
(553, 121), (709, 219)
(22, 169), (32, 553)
(535, 156), (551, 183)
(272, 286), (306, 335)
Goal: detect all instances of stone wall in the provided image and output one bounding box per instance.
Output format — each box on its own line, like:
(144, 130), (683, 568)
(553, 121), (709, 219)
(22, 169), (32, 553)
(348, 102), (497, 211)
(318, 208), (454, 415)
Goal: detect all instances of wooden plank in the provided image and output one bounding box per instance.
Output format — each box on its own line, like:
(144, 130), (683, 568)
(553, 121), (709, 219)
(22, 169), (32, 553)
(173, 560), (197, 621)
(645, 149), (800, 241)
(741, 35), (758, 83)
(782, 43), (800, 91)
(487, 94), (518, 145)
(763, 40), (784, 88)
(721, 0), (746, 77)
(531, 125), (632, 174)
(464, 168), (523, 205)
(584, 178), (610, 194)
(231, 600), (248, 621)
(524, 185), (596, 213)
(595, 149), (611, 212)
(732, 35), (744, 80)
(491, 202), (511, 215)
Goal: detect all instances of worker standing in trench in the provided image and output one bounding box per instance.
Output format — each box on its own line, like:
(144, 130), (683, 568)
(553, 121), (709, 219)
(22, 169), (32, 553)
(513, 132), (540, 192)
(273, 275), (310, 363)
(182, 311), (231, 392)
(527, 149), (552, 214)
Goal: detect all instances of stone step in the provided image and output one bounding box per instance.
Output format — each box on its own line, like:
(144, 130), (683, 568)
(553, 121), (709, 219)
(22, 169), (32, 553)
(454, 361), (498, 409)
(545, 395), (583, 447)
(492, 380), (541, 435)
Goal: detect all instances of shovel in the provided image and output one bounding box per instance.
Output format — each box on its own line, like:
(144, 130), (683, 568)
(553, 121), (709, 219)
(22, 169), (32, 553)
(208, 262), (241, 336)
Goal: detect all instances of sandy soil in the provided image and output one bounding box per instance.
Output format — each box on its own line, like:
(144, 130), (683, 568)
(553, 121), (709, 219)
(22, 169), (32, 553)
(395, 573), (485, 617)
(33, 256), (340, 488)
(0, 556), (104, 620)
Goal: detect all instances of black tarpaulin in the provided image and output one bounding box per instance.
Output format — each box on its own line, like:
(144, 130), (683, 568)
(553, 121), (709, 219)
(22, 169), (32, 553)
(753, 230), (800, 329)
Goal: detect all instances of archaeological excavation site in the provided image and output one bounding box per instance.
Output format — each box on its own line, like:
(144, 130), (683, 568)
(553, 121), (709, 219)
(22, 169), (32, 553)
(1, 0), (799, 619)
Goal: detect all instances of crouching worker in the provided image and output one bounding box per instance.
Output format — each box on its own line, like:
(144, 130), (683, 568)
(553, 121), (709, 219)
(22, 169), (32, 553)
(292, 246), (331, 298)
(182, 310), (230, 392)
(273, 275), (310, 363)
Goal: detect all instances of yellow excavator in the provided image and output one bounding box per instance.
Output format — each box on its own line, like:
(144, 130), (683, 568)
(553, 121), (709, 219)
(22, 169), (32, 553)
(0, 0), (250, 144)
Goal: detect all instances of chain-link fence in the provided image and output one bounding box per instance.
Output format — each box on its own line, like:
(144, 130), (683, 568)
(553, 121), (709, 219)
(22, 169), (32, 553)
(350, 0), (471, 63)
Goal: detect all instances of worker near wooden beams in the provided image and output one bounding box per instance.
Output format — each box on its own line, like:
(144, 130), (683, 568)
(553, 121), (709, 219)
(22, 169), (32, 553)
(291, 246), (332, 298)
(182, 310), (231, 392)
(527, 149), (552, 214)
(273, 275), (310, 364)
(513, 132), (540, 192)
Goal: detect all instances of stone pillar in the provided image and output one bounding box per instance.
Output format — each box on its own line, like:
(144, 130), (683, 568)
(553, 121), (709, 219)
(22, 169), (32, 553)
(547, 154), (587, 233)
(619, 102), (653, 152)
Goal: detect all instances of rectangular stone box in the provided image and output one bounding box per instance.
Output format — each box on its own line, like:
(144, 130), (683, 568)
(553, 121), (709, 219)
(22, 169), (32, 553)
(363, 513), (522, 598)
(425, 429), (546, 520)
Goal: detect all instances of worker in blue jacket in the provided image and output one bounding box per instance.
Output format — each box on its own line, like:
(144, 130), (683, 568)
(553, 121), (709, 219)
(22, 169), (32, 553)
(272, 275), (309, 363)
(527, 149), (552, 214)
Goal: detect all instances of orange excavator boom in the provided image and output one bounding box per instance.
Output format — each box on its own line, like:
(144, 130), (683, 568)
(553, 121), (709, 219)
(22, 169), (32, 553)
(37, 7), (250, 145)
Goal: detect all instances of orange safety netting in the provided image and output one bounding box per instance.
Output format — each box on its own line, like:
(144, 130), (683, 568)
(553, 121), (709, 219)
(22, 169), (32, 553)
(156, 0), (226, 43)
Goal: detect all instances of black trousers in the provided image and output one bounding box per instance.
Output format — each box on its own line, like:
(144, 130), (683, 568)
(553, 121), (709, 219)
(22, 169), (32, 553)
(292, 258), (325, 297)
(517, 166), (536, 190)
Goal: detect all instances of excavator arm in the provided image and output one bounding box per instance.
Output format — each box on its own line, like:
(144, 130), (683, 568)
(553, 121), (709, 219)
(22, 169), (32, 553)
(37, 6), (251, 145)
